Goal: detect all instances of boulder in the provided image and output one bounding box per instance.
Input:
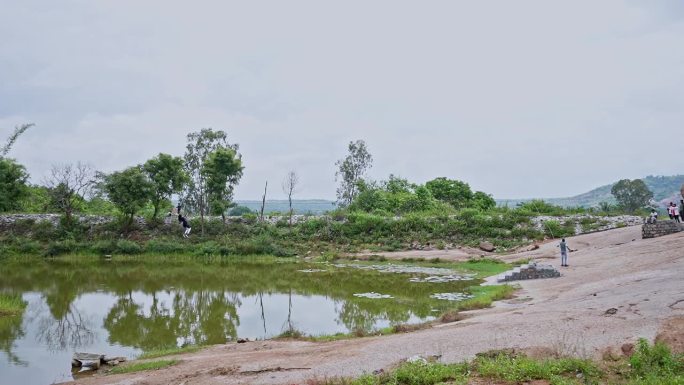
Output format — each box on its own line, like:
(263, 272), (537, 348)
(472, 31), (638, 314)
(479, 241), (496, 252)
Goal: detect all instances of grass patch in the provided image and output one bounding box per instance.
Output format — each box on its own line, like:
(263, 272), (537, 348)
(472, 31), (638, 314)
(138, 345), (205, 359)
(457, 284), (515, 311)
(625, 338), (684, 384)
(0, 293), (27, 316)
(323, 340), (684, 385)
(276, 328), (306, 339)
(108, 359), (178, 375)
(454, 258), (510, 278)
(439, 310), (467, 323)
(347, 361), (470, 385)
(475, 351), (601, 384)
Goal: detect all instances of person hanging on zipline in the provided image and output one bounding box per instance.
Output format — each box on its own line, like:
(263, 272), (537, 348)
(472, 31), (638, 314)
(179, 214), (191, 238)
(168, 203), (191, 238)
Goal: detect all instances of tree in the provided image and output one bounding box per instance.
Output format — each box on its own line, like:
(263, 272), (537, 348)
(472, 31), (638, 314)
(472, 191), (496, 210)
(0, 123), (33, 212)
(425, 177), (474, 209)
(184, 128), (240, 233)
(143, 153), (189, 219)
(44, 163), (95, 221)
(1, 123), (34, 157)
(202, 147), (244, 222)
(611, 179), (653, 213)
(335, 140), (373, 207)
(282, 170), (299, 225)
(102, 166), (153, 227)
(0, 158), (29, 212)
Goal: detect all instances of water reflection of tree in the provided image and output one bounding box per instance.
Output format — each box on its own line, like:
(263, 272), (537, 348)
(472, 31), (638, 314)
(104, 290), (241, 350)
(31, 285), (97, 352)
(337, 299), (413, 332)
(36, 303), (96, 352)
(0, 309), (26, 365)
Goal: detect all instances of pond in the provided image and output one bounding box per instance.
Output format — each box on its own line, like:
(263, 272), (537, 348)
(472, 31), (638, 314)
(0, 257), (481, 385)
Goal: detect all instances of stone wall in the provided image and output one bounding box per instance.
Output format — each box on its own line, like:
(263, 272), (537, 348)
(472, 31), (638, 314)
(530, 214), (643, 235)
(642, 220), (683, 239)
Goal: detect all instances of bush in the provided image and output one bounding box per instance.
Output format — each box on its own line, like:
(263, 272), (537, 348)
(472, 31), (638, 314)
(145, 239), (186, 254)
(629, 338), (683, 381)
(45, 239), (79, 256)
(16, 240), (42, 255)
(91, 240), (117, 255)
(31, 220), (56, 241)
(115, 240), (142, 254)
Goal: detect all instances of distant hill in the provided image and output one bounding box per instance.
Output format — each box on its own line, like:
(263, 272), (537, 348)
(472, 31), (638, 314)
(235, 199), (336, 215)
(498, 175), (684, 208)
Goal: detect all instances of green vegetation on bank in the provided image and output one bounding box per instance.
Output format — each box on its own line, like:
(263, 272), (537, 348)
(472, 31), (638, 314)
(0, 202), (621, 259)
(108, 359), (178, 375)
(0, 293), (27, 316)
(318, 339), (683, 385)
(2, 128), (659, 260)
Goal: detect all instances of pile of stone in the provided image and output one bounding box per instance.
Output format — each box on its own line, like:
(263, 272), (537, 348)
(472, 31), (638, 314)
(72, 352), (126, 371)
(496, 262), (560, 283)
(642, 221), (683, 239)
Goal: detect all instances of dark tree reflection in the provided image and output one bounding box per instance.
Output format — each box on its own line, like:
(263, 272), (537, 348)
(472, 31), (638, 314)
(0, 307), (26, 365)
(104, 290), (240, 350)
(36, 303), (96, 352)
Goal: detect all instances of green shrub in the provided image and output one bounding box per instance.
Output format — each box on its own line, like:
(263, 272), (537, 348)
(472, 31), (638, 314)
(193, 241), (219, 256)
(115, 240), (142, 254)
(31, 220), (56, 241)
(12, 218), (36, 235)
(16, 240), (42, 255)
(45, 239), (79, 256)
(629, 339), (683, 381)
(92, 240), (117, 255)
(145, 239), (186, 254)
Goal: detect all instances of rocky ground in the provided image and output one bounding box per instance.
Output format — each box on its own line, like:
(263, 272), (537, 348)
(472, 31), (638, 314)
(63, 225), (684, 385)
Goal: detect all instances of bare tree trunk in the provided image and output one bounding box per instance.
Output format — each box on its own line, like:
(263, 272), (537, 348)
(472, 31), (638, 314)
(282, 171), (298, 227)
(259, 181), (268, 222)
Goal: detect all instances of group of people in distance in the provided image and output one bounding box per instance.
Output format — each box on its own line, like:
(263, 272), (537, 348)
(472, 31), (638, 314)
(667, 201), (683, 223)
(168, 204), (192, 238)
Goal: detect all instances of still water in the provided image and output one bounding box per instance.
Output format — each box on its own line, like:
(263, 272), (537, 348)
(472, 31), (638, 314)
(0, 257), (478, 385)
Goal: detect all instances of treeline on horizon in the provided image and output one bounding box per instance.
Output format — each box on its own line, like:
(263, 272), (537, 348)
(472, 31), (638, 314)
(0, 124), (660, 258)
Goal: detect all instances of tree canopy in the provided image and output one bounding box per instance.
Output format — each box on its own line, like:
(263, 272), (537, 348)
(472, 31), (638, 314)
(143, 153), (189, 218)
(0, 158), (29, 212)
(611, 178), (653, 213)
(102, 167), (153, 225)
(335, 140), (373, 207)
(202, 147), (244, 220)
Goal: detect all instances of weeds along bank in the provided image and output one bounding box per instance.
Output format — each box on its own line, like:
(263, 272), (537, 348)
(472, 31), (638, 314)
(0, 209), (642, 258)
(317, 338), (684, 385)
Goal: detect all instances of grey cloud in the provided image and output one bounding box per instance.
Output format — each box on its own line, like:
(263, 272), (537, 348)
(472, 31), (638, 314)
(2, 0), (683, 199)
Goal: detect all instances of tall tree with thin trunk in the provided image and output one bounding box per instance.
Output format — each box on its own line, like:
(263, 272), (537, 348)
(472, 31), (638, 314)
(335, 140), (373, 207)
(44, 163), (95, 222)
(282, 170), (299, 226)
(184, 128), (240, 234)
(259, 181), (268, 222)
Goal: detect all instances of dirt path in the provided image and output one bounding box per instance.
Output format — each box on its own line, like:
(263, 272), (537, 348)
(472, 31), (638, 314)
(65, 226), (684, 385)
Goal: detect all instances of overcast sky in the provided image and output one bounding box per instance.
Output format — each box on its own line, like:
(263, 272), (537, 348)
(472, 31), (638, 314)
(1, 0), (683, 200)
